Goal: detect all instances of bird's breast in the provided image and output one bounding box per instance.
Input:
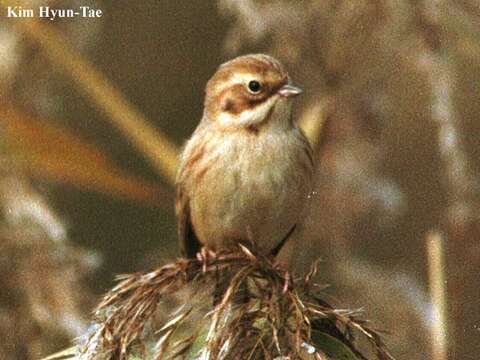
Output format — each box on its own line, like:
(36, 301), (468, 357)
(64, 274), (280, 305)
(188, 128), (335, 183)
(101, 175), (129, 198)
(186, 127), (312, 253)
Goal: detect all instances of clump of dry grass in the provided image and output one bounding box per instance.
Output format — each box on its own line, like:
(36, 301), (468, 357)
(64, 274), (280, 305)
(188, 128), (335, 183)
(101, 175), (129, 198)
(73, 245), (395, 360)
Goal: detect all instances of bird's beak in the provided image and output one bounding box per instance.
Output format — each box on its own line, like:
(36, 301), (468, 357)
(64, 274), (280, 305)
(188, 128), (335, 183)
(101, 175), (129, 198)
(278, 84), (303, 98)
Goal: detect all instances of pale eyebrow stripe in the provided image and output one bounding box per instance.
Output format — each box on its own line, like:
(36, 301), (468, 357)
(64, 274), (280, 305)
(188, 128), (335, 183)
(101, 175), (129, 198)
(214, 72), (257, 94)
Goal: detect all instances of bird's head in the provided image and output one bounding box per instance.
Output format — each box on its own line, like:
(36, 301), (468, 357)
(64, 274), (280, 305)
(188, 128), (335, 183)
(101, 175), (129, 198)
(203, 54), (302, 130)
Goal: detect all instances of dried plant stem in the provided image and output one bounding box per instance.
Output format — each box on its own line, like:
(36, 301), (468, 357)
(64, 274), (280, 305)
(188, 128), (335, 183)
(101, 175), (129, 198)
(423, 53), (474, 223)
(71, 249), (395, 360)
(12, 19), (179, 184)
(299, 97), (333, 154)
(426, 231), (447, 360)
(410, 1), (480, 357)
(406, 0), (478, 220)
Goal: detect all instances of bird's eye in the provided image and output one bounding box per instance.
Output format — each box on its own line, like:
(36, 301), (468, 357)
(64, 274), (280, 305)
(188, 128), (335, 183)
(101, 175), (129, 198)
(247, 80), (262, 93)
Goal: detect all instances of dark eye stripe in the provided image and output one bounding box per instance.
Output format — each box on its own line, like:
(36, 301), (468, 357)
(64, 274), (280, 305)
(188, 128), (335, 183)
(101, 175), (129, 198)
(218, 77), (288, 115)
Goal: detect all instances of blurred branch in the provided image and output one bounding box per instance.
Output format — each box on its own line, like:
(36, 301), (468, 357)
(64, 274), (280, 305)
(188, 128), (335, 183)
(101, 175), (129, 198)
(0, 163), (95, 359)
(426, 231), (447, 360)
(0, 104), (172, 207)
(11, 18), (179, 185)
(411, 1), (480, 357)
(299, 96), (334, 155)
(412, 0), (477, 224)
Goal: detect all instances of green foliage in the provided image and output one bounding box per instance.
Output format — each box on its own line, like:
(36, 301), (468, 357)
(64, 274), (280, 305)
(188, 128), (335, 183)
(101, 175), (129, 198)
(313, 332), (359, 360)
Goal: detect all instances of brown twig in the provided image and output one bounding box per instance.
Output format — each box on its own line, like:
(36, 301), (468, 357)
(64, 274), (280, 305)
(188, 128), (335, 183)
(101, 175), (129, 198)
(11, 18), (179, 185)
(410, 1), (480, 357)
(426, 230), (448, 360)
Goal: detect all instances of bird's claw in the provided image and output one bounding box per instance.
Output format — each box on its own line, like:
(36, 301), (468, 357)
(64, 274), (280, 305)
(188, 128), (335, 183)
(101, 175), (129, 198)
(283, 271), (291, 294)
(197, 247), (217, 272)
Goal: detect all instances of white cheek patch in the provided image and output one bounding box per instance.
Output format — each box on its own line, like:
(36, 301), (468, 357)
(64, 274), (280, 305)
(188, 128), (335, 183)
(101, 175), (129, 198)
(238, 96), (277, 125)
(217, 95), (279, 128)
(216, 111), (235, 127)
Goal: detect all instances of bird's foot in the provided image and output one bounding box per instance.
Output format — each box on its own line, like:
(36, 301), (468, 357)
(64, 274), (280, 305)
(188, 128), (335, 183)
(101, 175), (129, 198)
(196, 247), (217, 272)
(283, 271), (291, 294)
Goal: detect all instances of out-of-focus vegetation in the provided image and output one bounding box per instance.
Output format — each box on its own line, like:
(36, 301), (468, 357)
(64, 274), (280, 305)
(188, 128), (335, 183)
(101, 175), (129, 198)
(0, 1), (479, 359)
(218, 1), (480, 358)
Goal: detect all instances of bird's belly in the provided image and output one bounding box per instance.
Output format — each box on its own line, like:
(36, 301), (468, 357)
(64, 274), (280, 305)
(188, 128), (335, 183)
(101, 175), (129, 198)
(189, 134), (310, 253)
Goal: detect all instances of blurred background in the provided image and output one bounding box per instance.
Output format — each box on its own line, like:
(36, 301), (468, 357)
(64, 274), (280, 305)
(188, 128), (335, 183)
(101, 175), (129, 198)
(0, 1), (479, 359)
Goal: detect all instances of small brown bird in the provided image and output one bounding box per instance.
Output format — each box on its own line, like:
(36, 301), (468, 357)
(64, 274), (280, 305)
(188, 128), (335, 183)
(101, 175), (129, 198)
(176, 54), (313, 258)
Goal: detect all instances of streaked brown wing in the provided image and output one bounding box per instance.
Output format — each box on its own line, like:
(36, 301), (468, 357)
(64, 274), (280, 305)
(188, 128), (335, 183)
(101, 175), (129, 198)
(175, 185), (201, 258)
